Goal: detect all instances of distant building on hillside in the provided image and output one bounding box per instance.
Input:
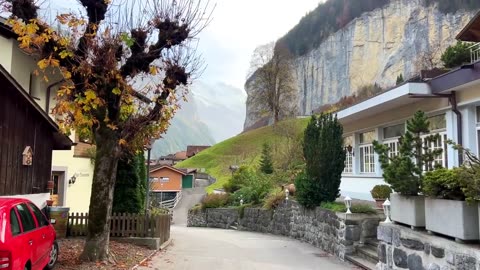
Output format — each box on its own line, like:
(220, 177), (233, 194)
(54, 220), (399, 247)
(156, 151), (188, 166)
(186, 145), (210, 158)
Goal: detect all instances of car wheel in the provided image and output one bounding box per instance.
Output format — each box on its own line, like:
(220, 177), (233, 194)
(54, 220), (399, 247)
(45, 241), (59, 269)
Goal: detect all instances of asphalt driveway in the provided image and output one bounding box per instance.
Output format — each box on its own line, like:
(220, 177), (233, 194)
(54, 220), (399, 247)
(139, 226), (356, 270)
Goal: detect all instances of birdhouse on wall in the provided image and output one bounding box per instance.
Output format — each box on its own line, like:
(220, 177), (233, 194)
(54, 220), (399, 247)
(22, 146), (33, 166)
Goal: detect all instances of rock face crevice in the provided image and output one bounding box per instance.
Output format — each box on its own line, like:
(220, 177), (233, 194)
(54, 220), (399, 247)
(244, 0), (474, 129)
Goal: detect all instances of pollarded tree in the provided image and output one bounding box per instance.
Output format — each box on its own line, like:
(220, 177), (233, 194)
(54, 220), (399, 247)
(5, 0), (211, 261)
(247, 41), (297, 124)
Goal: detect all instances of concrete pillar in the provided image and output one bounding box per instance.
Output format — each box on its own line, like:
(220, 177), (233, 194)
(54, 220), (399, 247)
(445, 110), (458, 168)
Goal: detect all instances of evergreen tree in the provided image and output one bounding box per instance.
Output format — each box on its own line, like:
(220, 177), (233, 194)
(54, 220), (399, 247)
(259, 143), (274, 174)
(112, 154), (147, 213)
(441, 41), (472, 68)
(396, 74), (404, 85)
(373, 111), (443, 195)
(296, 114), (345, 208)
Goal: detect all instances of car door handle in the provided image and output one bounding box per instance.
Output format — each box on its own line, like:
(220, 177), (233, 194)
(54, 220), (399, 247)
(28, 240), (33, 246)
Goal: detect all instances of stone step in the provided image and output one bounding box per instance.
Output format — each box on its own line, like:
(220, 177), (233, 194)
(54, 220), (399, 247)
(365, 238), (380, 248)
(357, 246), (379, 263)
(345, 254), (377, 270)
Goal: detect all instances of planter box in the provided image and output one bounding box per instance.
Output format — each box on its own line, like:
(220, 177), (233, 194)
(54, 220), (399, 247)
(425, 198), (479, 241)
(390, 193), (425, 228)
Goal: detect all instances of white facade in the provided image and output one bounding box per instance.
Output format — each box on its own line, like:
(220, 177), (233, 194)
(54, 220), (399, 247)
(337, 81), (480, 201)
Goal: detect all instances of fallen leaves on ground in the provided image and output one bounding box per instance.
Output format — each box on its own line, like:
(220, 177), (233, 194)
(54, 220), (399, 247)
(56, 238), (152, 270)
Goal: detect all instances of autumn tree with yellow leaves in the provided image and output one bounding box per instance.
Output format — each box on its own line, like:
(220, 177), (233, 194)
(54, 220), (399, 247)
(3, 0), (211, 262)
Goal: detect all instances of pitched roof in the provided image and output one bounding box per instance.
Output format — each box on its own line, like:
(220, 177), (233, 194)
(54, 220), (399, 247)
(186, 145), (210, 157)
(174, 151), (187, 160)
(0, 64), (72, 150)
(149, 165), (187, 175)
(457, 11), (480, 42)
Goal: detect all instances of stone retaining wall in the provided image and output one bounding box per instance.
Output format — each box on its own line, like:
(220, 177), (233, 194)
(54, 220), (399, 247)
(377, 223), (480, 270)
(188, 200), (383, 259)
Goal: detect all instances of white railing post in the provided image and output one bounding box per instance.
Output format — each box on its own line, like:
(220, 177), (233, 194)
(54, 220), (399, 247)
(469, 43), (480, 63)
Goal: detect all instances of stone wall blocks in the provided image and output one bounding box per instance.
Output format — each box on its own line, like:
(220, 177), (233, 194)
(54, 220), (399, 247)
(378, 243), (387, 263)
(394, 248), (408, 268)
(378, 225), (393, 243)
(407, 253), (423, 270)
(426, 263), (440, 270)
(431, 246), (444, 258)
(455, 254), (476, 270)
(400, 237), (424, 251)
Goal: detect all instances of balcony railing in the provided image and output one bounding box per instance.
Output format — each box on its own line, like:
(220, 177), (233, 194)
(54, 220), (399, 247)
(469, 42), (480, 63)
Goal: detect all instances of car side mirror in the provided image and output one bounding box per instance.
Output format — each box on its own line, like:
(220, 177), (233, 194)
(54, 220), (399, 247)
(50, 219), (56, 225)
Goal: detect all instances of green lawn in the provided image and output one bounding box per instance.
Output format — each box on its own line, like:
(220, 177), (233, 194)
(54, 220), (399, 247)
(176, 118), (309, 193)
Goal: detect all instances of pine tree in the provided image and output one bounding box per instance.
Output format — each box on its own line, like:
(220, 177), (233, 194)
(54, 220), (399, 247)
(373, 111), (443, 195)
(296, 114), (346, 208)
(396, 74), (404, 85)
(259, 143), (274, 174)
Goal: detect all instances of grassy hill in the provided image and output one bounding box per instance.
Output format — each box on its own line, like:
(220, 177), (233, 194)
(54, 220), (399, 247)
(176, 118), (309, 193)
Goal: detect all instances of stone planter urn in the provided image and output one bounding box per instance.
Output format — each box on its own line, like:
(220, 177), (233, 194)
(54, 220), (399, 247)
(390, 193), (425, 228)
(425, 198), (479, 241)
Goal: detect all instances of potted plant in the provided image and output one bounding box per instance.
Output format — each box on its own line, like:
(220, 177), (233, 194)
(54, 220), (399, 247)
(423, 167), (479, 241)
(370, 185), (392, 209)
(373, 111), (442, 228)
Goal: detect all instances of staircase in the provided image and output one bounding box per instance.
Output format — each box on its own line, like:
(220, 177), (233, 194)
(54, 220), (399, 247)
(345, 239), (379, 270)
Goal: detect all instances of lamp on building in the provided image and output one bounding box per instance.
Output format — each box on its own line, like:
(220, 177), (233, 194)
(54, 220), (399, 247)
(345, 145), (354, 156)
(344, 196), (352, 214)
(383, 199), (392, 223)
(68, 174), (78, 185)
(285, 189), (290, 201)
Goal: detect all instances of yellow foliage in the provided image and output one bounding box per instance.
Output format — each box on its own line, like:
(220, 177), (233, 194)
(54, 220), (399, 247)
(118, 139), (127, 146)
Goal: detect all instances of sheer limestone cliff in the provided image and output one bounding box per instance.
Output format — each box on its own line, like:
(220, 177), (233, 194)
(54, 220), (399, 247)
(244, 0), (474, 129)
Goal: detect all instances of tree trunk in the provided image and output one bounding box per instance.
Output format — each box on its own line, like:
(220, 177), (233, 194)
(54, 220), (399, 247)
(80, 127), (120, 262)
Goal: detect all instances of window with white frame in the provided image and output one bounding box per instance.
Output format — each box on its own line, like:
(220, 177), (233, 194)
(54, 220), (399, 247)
(343, 135), (353, 173)
(383, 123), (405, 159)
(423, 114), (447, 171)
(359, 131), (376, 173)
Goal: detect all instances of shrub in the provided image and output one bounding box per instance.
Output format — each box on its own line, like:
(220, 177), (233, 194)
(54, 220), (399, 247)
(423, 168), (466, 201)
(320, 202), (346, 212)
(351, 204), (377, 214)
(263, 191), (286, 210)
(189, 204), (203, 214)
(201, 194), (231, 209)
(320, 202), (376, 214)
(223, 166), (256, 193)
(151, 207), (170, 216)
(441, 41), (472, 68)
(232, 175), (273, 205)
(297, 114), (345, 208)
(370, 185), (392, 199)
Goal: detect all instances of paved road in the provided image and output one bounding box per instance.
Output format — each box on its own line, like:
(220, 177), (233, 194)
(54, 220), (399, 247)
(139, 226), (356, 270)
(172, 186), (206, 226)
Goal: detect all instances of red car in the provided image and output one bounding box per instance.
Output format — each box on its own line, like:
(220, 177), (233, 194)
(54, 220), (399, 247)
(0, 198), (58, 270)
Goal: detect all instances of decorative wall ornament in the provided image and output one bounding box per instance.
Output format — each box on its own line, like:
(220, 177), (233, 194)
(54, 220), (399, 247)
(22, 146), (33, 166)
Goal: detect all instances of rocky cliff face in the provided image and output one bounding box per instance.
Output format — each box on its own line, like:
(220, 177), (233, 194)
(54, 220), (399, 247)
(244, 0), (474, 129)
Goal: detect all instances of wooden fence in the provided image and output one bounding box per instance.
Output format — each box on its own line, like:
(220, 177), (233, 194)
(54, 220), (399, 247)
(68, 212), (170, 243)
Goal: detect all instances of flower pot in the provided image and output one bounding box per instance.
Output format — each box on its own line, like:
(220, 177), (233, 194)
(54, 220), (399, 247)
(426, 198), (479, 241)
(390, 193), (425, 228)
(374, 199), (386, 209)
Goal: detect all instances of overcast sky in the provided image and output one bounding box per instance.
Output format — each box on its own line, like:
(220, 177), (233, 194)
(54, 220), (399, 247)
(40, 0), (322, 140)
(197, 0), (321, 90)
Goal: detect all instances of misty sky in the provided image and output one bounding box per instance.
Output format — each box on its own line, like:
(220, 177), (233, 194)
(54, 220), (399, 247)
(39, 0), (321, 141)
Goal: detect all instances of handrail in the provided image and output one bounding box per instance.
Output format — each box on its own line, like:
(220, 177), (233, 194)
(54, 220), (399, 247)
(469, 42), (480, 63)
(158, 190), (182, 209)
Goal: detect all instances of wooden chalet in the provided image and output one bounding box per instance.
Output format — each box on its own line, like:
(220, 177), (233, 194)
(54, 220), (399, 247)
(0, 64), (72, 196)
